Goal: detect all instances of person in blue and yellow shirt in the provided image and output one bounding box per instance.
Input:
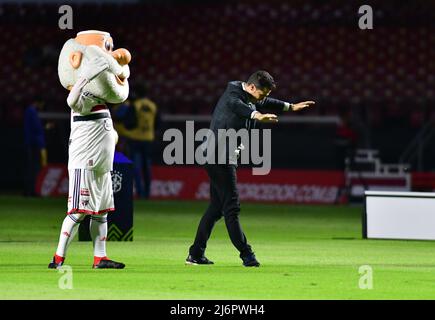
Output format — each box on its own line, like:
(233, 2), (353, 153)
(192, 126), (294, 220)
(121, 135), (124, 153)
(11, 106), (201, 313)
(115, 84), (160, 199)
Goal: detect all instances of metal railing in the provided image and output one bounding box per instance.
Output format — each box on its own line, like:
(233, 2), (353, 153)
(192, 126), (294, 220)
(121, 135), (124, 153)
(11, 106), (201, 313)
(39, 112), (342, 125)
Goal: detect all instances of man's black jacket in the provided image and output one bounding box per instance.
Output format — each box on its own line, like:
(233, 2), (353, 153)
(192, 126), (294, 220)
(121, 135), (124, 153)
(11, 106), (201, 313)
(202, 81), (288, 165)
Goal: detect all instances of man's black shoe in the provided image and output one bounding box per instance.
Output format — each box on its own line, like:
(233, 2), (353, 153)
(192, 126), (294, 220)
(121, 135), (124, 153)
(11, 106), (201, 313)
(93, 259), (125, 269)
(241, 253), (260, 267)
(185, 255), (214, 265)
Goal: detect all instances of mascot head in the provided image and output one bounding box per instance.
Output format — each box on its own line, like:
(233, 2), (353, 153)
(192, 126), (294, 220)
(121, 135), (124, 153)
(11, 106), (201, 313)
(58, 30), (131, 104)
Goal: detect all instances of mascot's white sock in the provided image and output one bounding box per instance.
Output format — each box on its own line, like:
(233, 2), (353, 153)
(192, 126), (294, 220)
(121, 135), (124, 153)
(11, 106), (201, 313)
(90, 214), (108, 263)
(55, 213), (84, 260)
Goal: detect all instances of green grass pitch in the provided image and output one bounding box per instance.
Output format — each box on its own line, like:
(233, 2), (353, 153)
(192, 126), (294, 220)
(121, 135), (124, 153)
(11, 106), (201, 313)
(1, 195), (435, 299)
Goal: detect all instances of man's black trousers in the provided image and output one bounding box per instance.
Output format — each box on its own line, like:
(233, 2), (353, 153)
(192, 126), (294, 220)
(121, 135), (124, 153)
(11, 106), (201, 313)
(189, 164), (253, 258)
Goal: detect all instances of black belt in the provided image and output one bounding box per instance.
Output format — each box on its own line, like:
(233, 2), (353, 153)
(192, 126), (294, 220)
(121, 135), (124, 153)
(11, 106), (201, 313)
(73, 112), (110, 122)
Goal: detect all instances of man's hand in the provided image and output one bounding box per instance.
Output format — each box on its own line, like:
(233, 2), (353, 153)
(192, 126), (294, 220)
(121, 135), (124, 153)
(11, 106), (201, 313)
(253, 112), (278, 122)
(291, 101), (315, 111)
(79, 57), (109, 81)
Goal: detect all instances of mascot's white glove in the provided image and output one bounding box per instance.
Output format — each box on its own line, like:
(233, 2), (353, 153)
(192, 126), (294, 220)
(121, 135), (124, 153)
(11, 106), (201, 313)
(67, 57), (109, 113)
(79, 57), (109, 81)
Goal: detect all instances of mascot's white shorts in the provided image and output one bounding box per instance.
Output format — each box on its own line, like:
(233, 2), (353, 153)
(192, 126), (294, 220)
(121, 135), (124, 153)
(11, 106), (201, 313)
(67, 169), (114, 215)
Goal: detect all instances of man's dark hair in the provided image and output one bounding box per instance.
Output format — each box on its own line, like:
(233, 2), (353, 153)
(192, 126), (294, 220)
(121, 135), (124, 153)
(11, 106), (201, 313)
(246, 70), (276, 90)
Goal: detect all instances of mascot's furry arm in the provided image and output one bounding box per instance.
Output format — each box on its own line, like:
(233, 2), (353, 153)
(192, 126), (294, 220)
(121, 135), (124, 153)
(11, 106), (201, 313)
(67, 57), (109, 114)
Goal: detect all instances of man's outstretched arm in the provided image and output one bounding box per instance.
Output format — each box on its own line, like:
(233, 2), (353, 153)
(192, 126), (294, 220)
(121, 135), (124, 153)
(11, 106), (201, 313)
(230, 95), (279, 122)
(259, 97), (315, 112)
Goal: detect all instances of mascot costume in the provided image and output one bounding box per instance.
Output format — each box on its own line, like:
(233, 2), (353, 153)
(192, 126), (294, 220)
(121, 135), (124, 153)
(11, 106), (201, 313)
(49, 30), (131, 269)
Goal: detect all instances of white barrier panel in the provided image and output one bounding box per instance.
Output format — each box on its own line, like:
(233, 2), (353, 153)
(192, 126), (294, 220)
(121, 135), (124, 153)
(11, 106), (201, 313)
(364, 191), (435, 240)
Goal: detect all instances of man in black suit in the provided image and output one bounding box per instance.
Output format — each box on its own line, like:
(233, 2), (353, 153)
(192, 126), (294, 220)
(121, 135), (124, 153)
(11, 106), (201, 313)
(186, 70), (314, 267)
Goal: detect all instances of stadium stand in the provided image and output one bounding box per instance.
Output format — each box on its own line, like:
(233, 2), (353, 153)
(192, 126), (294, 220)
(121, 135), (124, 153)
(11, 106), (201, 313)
(1, 0), (435, 188)
(1, 1), (434, 121)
